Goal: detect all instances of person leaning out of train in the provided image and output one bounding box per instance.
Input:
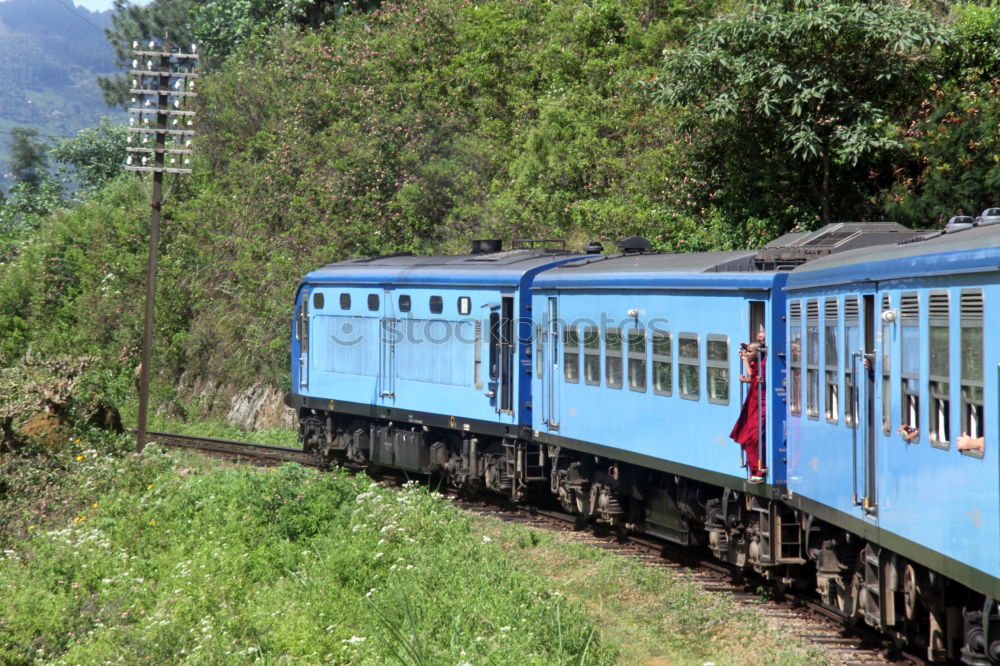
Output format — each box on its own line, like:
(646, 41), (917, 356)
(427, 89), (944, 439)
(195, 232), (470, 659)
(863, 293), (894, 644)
(897, 424), (920, 444)
(957, 433), (984, 452)
(730, 331), (766, 483)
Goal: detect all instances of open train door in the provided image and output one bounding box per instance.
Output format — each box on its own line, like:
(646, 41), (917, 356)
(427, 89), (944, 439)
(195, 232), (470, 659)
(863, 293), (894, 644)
(485, 296), (515, 415)
(542, 295), (560, 430)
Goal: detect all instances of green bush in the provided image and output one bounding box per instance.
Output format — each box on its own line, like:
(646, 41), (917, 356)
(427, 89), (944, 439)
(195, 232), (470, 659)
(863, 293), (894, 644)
(0, 449), (615, 664)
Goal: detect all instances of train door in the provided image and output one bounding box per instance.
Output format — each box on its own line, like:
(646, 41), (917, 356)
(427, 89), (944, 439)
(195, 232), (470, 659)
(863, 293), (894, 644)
(863, 294), (877, 513)
(487, 296), (515, 415)
(378, 289), (396, 400)
(849, 294), (878, 517)
(297, 288), (310, 389)
(747, 301), (766, 470)
(543, 295), (560, 429)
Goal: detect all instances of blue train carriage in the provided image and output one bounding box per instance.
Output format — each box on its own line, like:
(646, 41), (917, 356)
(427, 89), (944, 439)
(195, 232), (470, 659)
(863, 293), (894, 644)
(529, 242), (787, 541)
(284, 241), (581, 499)
(528, 225), (920, 575)
(783, 223), (1000, 663)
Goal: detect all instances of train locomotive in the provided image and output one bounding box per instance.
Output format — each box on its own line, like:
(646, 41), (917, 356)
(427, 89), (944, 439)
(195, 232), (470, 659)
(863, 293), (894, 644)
(285, 223), (1000, 664)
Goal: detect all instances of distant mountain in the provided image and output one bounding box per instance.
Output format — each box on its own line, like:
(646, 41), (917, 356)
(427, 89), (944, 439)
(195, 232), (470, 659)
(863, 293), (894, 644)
(0, 0), (123, 188)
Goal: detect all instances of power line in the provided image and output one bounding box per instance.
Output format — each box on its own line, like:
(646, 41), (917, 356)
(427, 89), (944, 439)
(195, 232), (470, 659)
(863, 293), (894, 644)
(0, 128), (79, 140)
(53, 0), (108, 35)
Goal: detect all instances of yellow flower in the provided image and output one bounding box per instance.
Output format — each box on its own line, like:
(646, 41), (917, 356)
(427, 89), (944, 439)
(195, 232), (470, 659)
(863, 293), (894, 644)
(147, 484), (154, 490)
(148, 520), (156, 526)
(76, 455), (84, 461)
(27, 525), (35, 531)
(91, 503), (99, 509)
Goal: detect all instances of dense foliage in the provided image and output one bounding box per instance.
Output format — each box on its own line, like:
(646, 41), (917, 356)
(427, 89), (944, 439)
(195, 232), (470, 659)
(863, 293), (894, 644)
(0, 449), (616, 664)
(650, 0), (951, 231)
(2, 0), (1000, 426)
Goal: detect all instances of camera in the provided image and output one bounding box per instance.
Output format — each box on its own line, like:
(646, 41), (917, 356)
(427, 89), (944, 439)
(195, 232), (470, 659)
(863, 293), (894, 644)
(740, 342), (748, 351)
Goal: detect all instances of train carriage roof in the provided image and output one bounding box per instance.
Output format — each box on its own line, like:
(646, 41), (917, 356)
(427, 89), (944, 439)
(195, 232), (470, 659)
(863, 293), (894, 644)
(785, 224), (1000, 290)
(531, 250), (781, 291)
(531, 222), (922, 292)
(302, 249), (582, 288)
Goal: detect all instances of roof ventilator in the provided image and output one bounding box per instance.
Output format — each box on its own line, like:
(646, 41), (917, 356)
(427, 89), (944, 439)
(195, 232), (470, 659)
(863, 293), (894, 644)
(470, 239), (502, 254)
(617, 236), (652, 254)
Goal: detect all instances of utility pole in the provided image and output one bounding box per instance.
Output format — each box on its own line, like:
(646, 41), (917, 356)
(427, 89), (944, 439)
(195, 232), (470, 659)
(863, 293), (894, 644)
(125, 38), (198, 453)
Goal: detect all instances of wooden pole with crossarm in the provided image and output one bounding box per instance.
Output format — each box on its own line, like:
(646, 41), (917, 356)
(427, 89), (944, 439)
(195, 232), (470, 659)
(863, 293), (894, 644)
(124, 37), (199, 453)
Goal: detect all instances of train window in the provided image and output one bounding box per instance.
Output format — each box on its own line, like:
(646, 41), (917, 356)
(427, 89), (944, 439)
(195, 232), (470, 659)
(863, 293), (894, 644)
(900, 293), (920, 439)
(825, 299), (839, 424)
(929, 291), (950, 449)
(652, 330), (672, 396)
(880, 294), (891, 435)
(367, 294), (380, 311)
(806, 300), (820, 419)
(706, 335), (729, 404)
(458, 296), (471, 315)
(535, 324), (544, 379)
(584, 327), (601, 385)
(844, 297), (859, 428)
(398, 295), (411, 313)
(789, 301), (802, 416)
(429, 295), (443, 314)
(959, 289), (984, 458)
(628, 329), (647, 393)
(564, 327), (581, 383)
(313, 292), (324, 309)
(678, 333), (700, 400)
(473, 320), (483, 389)
(606, 328), (624, 389)
(340, 293), (351, 310)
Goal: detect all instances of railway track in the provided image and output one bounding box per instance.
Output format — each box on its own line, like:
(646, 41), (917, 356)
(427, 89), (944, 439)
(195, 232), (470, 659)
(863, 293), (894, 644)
(151, 432), (926, 666)
(146, 431), (320, 466)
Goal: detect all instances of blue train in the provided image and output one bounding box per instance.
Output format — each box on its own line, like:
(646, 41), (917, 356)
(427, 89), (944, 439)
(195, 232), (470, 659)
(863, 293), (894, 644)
(285, 225), (1000, 664)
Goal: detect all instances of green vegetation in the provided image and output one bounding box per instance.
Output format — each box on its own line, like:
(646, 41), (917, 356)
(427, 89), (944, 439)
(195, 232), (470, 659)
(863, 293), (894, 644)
(0, 436), (822, 664)
(3, 2), (999, 661)
(2, 0), (1000, 430)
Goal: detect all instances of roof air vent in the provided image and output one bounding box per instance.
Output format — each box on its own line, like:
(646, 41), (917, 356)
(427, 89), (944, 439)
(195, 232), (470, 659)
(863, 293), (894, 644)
(470, 239), (502, 254)
(584, 240), (604, 254)
(617, 235), (652, 254)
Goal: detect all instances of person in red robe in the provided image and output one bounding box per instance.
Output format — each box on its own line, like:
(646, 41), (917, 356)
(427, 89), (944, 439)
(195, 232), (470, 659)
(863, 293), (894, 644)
(730, 340), (766, 482)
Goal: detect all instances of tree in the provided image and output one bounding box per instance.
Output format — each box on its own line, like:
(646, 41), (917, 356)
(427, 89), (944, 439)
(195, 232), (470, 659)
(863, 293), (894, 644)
(649, 0), (950, 227)
(191, 0), (382, 65)
(97, 0), (199, 108)
(8, 127), (49, 189)
(50, 121), (129, 192)
(98, 0), (383, 105)
(881, 4), (1000, 224)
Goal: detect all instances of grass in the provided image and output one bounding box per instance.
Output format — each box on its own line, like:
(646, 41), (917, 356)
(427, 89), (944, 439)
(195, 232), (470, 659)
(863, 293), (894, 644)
(0, 440), (615, 665)
(473, 519), (827, 665)
(0, 434), (825, 665)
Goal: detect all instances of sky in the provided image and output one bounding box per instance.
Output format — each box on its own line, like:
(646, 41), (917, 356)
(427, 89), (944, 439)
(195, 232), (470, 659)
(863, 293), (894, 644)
(70, 0), (153, 12)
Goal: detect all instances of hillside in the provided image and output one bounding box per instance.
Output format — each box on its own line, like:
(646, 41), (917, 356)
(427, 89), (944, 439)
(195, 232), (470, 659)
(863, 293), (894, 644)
(0, 0), (121, 188)
(0, 0), (998, 436)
